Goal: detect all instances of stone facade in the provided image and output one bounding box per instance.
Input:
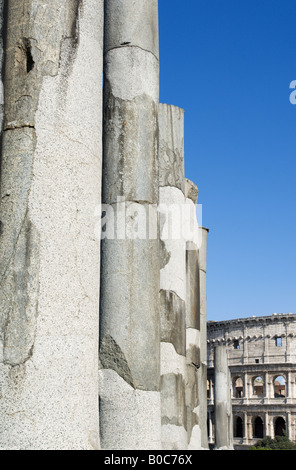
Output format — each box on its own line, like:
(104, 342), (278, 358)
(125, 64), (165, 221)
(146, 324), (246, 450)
(207, 314), (296, 449)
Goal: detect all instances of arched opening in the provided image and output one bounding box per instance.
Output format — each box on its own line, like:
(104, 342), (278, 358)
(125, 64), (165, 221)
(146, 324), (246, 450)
(274, 375), (286, 397)
(233, 377), (243, 398)
(253, 416), (264, 439)
(234, 416), (243, 438)
(253, 376), (264, 396)
(274, 417), (286, 437)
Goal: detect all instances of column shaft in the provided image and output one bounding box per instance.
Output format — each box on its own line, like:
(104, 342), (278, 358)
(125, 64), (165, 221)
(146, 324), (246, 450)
(99, 0), (161, 450)
(0, 0), (103, 449)
(158, 103), (187, 450)
(214, 344), (233, 449)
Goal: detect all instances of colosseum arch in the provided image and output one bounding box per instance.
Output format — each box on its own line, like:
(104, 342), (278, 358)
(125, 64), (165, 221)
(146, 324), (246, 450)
(274, 375), (286, 398)
(234, 415), (243, 438)
(233, 376), (243, 398)
(253, 416), (264, 439)
(253, 376), (264, 396)
(274, 416), (286, 437)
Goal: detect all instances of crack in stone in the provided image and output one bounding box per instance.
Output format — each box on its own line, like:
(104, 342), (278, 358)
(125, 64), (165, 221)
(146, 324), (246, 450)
(99, 335), (135, 389)
(104, 44), (159, 63)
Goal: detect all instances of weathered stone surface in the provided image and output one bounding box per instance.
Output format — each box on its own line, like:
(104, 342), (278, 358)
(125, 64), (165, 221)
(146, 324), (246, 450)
(159, 186), (186, 301)
(100, 0), (161, 449)
(158, 104), (185, 192)
(158, 104), (188, 450)
(186, 329), (200, 367)
(199, 227), (209, 364)
(100, 236), (160, 391)
(103, 84), (159, 204)
(161, 371), (188, 450)
(161, 424), (188, 451)
(0, 0), (103, 450)
(104, 0), (159, 58)
(99, 369), (161, 450)
(198, 362), (209, 449)
(0, 0), (3, 132)
(185, 178), (199, 205)
(186, 246), (200, 330)
(161, 373), (187, 428)
(0, 129), (38, 365)
(197, 228), (209, 449)
(185, 364), (199, 447)
(99, 335), (134, 389)
(160, 342), (187, 450)
(214, 345), (233, 450)
(160, 290), (186, 357)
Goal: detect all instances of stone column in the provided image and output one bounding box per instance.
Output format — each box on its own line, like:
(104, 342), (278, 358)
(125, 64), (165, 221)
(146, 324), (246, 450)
(158, 104), (187, 450)
(243, 412), (248, 444)
(266, 372), (272, 401)
(99, 0), (161, 450)
(184, 179), (204, 449)
(286, 371), (291, 401)
(214, 344), (233, 450)
(208, 411), (213, 444)
(228, 368), (234, 449)
(265, 411), (270, 437)
(0, 0), (3, 132)
(0, 0), (103, 450)
(198, 225), (209, 450)
(264, 333), (270, 363)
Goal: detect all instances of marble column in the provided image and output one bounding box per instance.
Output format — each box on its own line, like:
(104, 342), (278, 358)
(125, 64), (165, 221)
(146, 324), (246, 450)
(198, 225), (209, 450)
(158, 103), (187, 450)
(0, 0), (103, 449)
(0, 0), (3, 131)
(214, 344), (233, 450)
(99, 0), (161, 450)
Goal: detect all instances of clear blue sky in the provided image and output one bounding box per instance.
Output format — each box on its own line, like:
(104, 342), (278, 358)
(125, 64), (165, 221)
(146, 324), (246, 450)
(158, 0), (296, 322)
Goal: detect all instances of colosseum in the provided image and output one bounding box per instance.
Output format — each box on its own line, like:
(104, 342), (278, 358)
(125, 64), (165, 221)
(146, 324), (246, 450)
(207, 313), (296, 449)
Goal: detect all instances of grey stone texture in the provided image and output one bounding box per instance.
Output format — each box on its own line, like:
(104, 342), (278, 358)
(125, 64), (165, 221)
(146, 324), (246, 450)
(197, 227), (209, 450)
(160, 289), (186, 357)
(104, 0), (159, 59)
(185, 178), (199, 205)
(99, 369), (161, 450)
(185, 241), (201, 449)
(0, 0), (209, 451)
(213, 345), (233, 450)
(186, 246), (200, 332)
(102, 1), (159, 205)
(158, 104), (185, 192)
(0, 0), (103, 450)
(99, 0), (161, 450)
(100, 236), (160, 391)
(0, 0), (3, 132)
(184, 189), (209, 449)
(158, 104), (187, 450)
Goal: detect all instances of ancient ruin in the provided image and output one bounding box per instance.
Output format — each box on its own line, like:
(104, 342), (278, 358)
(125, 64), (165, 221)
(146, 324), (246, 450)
(207, 313), (296, 449)
(0, 0), (210, 450)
